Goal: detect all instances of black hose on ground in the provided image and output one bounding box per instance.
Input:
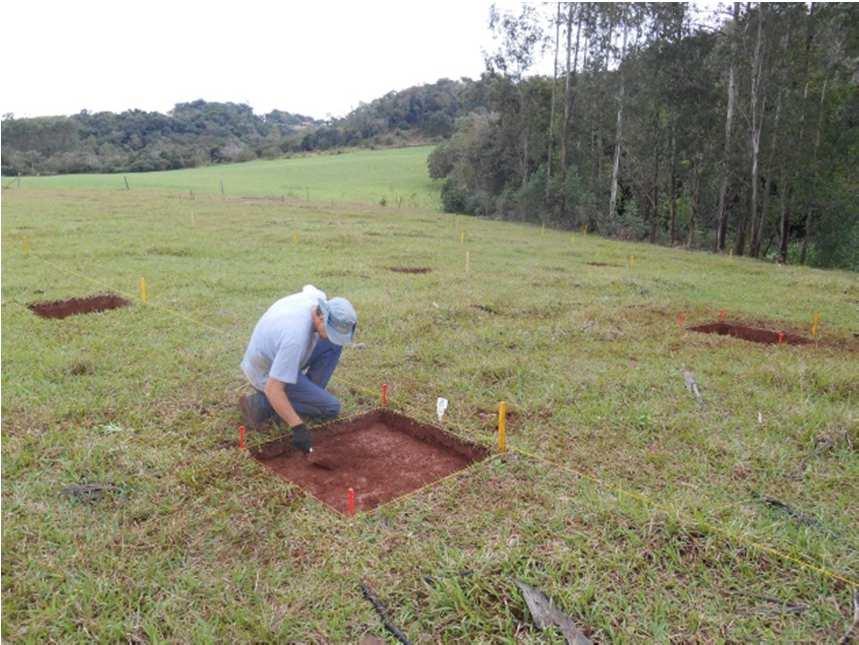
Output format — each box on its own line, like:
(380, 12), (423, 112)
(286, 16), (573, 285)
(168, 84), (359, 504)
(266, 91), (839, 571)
(360, 582), (412, 645)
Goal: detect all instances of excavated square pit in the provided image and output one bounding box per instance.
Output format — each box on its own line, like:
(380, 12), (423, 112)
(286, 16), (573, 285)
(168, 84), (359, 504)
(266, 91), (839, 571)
(28, 293), (130, 319)
(251, 409), (489, 514)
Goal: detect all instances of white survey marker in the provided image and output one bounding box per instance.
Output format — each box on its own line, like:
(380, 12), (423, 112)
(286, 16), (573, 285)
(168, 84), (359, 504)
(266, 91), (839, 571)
(436, 397), (448, 423)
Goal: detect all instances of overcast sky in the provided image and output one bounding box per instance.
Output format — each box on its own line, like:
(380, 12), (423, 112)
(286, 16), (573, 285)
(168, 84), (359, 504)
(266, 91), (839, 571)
(3, 0), (534, 120)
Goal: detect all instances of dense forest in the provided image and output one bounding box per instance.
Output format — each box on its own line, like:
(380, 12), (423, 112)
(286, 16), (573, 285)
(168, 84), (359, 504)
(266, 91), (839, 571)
(1, 102), (321, 174)
(430, 2), (858, 268)
(2, 2), (857, 269)
(0, 79), (487, 175)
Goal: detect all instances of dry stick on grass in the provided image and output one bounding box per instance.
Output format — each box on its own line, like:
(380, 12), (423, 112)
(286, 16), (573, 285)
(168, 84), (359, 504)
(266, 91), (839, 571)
(61, 483), (121, 503)
(516, 580), (592, 645)
(681, 368), (703, 404)
(731, 591), (808, 615)
(752, 493), (823, 529)
(360, 582), (412, 645)
(839, 591), (859, 645)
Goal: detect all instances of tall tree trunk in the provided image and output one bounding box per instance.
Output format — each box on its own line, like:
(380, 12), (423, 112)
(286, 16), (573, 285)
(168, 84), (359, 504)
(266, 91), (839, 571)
(800, 78), (827, 264)
(779, 3), (816, 264)
(745, 3), (767, 259)
(608, 17), (629, 223)
(716, 2), (740, 252)
(778, 181), (791, 262)
(755, 94), (780, 258)
(650, 145), (660, 243)
(688, 154), (702, 248)
(669, 129), (677, 245)
(734, 184), (748, 256)
(521, 83), (529, 191)
(753, 25), (790, 258)
(522, 126), (529, 191)
(560, 4), (582, 219)
(545, 4), (561, 208)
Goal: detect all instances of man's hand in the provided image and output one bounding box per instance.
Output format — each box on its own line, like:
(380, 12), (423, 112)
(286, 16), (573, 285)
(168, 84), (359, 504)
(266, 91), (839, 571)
(291, 423), (313, 454)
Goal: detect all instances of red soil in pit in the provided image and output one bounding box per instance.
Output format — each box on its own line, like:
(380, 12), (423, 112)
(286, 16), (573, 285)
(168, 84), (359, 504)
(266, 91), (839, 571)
(689, 322), (810, 346)
(251, 409), (488, 514)
(28, 293), (130, 319)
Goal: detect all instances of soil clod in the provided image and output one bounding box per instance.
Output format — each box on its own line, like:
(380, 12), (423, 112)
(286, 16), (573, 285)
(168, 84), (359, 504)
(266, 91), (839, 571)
(689, 322), (809, 346)
(29, 293), (130, 320)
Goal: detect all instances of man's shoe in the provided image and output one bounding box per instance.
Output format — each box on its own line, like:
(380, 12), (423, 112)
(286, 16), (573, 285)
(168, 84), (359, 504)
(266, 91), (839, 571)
(239, 392), (272, 430)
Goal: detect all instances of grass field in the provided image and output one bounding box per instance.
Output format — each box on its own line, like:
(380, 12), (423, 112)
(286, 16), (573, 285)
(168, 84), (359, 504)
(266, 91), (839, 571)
(2, 147), (858, 642)
(4, 145), (441, 209)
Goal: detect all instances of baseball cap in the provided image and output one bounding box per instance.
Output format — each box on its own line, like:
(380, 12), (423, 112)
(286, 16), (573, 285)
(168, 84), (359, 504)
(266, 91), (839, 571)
(317, 297), (357, 346)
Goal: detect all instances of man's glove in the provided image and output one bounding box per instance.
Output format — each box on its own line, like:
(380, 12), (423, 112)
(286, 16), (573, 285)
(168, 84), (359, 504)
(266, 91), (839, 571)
(291, 423), (313, 455)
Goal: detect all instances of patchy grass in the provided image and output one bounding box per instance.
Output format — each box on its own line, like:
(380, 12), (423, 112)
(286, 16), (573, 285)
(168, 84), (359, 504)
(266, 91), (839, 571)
(2, 150), (858, 641)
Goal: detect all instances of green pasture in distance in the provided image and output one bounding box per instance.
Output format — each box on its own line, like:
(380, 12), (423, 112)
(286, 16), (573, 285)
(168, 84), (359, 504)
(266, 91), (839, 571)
(2, 173), (858, 641)
(7, 145), (441, 208)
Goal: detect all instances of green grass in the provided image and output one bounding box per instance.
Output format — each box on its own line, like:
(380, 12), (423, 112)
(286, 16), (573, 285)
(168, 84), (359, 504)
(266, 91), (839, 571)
(2, 147), (858, 642)
(6, 145), (440, 208)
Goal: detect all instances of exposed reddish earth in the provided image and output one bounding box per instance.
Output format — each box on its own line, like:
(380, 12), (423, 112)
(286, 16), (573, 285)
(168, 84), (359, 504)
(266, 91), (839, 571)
(28, 294), (130, 319)
(251, 409), (488, 514)
(689, 322), (810, 346)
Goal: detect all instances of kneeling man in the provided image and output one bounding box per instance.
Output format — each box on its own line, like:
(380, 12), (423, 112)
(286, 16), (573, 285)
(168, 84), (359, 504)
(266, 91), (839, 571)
(239, 285), (357, 454)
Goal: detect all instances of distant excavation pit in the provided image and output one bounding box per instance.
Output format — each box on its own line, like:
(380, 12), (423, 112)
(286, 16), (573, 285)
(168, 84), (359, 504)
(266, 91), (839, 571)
(388, 267), (432, 274)
(28, 294), (131, 320)
(689, 322), (810, 346)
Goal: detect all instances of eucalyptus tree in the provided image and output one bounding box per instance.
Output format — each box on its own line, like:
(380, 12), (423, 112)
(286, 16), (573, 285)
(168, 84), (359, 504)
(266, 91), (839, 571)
(487, 4), (545, 190)
(558, 2), (585, 220)
(736, 2), (768, 257)
(715, 2), (741, 252)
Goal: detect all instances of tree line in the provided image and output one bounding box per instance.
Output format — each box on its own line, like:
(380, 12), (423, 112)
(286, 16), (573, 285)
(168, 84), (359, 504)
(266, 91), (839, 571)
(1, 101), (321, 174)
(1, 79), (489, 177)
(429, 2), (858, 269)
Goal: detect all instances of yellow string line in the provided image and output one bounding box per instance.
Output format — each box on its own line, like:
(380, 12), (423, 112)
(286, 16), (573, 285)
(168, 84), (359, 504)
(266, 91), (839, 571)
(511, 444), (858, 588)
(30, 254), (234, 337)
(14, 251), (858, 588)
(361, 452), (504, 517)
(361, 387), (859, 588)
(2, 297), (229, 413)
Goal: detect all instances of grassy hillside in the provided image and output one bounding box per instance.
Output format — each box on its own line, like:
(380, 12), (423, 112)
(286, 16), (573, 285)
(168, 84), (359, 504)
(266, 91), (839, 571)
(2, 149), (857, 642)
(5, 145), (440, 209)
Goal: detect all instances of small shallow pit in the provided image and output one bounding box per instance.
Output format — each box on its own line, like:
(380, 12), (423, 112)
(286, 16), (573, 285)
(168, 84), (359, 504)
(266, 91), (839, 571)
(689, 322), (809, 346)
(28, 293), (130, 320)
(387, 266), (432, 274)
(251, 409), (488, 514)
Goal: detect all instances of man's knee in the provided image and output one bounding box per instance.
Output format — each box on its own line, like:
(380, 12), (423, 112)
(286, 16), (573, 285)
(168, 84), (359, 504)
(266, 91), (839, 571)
(320, 396), (341, 419)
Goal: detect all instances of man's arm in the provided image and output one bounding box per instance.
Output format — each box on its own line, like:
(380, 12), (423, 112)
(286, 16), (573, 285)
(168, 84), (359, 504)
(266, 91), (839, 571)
(264, 377), (302, 428)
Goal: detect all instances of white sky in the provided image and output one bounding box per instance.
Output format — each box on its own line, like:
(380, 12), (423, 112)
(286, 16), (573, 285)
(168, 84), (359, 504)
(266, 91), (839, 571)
(3, 0), (531, 120)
